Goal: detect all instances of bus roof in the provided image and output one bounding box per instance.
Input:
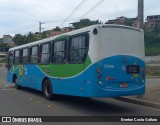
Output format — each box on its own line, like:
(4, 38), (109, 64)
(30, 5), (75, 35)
(9, 24), (142, 51)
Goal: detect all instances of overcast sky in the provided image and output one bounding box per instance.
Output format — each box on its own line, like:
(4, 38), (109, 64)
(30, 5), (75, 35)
(0, 0), (160, 37)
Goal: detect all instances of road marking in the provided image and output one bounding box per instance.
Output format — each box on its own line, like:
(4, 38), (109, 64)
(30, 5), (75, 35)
(47, 105), (54, 109)
(29, 97), (33, 100)
(2, 88), (15, 91)
(37, 100), (42, 104)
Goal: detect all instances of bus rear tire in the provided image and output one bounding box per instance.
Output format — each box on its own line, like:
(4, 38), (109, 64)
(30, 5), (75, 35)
(14, 76), (21, 89)
(43, 79), (53, 100)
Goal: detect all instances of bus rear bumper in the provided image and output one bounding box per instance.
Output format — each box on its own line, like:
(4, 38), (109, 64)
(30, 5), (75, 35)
(85, 84), (145, 98)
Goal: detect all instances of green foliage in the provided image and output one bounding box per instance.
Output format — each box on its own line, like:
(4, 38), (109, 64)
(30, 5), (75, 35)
(13, 32), (44, 46)
(12, 19), (102, 46)
(145, 44), (160, 56)
(0, 43), (7, 47)
(72, 19), (102, 29)
(13, 34), (26, 46)
(53, 26), (61, 31)
(0, 58), (5, 63)
(146, 66), (160, 76)
(144, 24), (160, 56)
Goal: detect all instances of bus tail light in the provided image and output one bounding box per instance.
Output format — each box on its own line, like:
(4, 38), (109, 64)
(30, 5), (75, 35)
(98, 75), (102, 79)
(97, 68), (101, 73)
(142, 74), (145, 78)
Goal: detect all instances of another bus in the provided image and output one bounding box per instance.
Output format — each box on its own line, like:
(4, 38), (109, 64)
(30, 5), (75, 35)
(6, 24), (145, 100)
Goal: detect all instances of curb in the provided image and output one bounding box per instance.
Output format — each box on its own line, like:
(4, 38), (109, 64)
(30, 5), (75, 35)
(115, 97), (160, 110)
(147, 76), (160, 78)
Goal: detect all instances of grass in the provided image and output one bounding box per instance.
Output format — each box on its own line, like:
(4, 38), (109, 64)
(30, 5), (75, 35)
(146, 66), (160, 76)
(145, 44), (160, 56)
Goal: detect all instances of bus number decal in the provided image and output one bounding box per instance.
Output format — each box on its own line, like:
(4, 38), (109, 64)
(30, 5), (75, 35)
(104, 64), (114, 69)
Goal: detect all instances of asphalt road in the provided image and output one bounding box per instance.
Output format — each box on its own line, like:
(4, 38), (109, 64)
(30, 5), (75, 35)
(0, 66), (160, 124)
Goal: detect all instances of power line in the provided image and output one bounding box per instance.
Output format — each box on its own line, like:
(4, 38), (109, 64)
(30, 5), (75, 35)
(59, 0), (87, 27)
(9, 2), (160, 36)
(88, 4), (160, 21)
(80, 0), (105, 19)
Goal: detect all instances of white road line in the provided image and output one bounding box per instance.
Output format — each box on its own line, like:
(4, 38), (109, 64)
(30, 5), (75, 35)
(2, 88), (15, 91)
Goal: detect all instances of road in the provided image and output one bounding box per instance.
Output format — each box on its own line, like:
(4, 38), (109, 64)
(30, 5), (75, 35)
(0, 66), (160, 124)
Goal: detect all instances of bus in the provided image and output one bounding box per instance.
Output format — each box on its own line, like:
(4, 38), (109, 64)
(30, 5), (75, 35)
(6, 24), (145, 100)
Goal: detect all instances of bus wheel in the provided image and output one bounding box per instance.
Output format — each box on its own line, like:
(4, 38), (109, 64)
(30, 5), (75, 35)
(14, 77), (21, 89)
(43, 79), (53, 100)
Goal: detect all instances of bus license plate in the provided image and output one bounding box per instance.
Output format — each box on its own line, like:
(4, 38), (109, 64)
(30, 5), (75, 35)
(127, 65), (139, 74)
(120, 83), (128, 88)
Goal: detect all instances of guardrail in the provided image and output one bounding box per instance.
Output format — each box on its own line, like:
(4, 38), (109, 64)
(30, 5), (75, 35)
(145, 56), (160, 63)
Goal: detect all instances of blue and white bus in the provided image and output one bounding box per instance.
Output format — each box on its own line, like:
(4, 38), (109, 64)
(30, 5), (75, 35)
(7, 24), (145, 100)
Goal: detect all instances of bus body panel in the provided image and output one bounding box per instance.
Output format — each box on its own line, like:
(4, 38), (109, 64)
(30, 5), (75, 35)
(7, 24), (145, 98)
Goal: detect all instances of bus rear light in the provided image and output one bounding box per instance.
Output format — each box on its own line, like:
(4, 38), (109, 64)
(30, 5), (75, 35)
(106, 77), (110, 80)
(97, 68), (101, 73)
(142, 74), (145, 78)
(106, 76), (116, 81)
(98, 75), (102, 79)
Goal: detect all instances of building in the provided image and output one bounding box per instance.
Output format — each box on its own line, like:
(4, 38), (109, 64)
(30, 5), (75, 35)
(61, 27), (72, 32)
(145, 15), (160, 28)
(3, 35), (13, 43)
(105, 16), (138, 28)
(49, 27), (72, 37)
(49, 31), (63, 37)
(34, 32), (41, 39)
(105, 16), (127, 25)
(2, 35), (15, 47)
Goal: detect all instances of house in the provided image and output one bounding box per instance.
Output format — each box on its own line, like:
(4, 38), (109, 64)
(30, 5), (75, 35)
(145, 15), (160, 28)
(105, 16), (138, 28)
(2, 35), (15, 47)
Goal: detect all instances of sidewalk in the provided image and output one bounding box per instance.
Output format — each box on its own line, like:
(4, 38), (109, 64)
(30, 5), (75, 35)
(116, 84), (160, 110)
(129, 85), (160, 104)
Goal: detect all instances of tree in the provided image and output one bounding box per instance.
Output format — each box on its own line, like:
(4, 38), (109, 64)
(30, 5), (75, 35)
(72, 19), (102, 29)
(144, 22), (160, 56)
(53, 26), (61, 31)
(26, 32), (37, 43)
(13, 34), (26, 46)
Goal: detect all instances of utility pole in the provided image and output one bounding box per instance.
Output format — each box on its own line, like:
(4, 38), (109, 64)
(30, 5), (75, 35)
(137, 0), (144, 29)
(39, 22), (45, 33)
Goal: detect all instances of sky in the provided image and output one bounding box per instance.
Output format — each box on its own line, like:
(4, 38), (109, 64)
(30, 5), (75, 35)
(0, 0), (160, 38)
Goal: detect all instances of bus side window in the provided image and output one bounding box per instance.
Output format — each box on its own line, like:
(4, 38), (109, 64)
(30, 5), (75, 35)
(68, 34), (89, 63)
(14, 50), (21, 65)
(22, 48), (29, 64)
(52, 40), (66, 64)
(31, 46), (39, 64)
(40, 43), (51, 64)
